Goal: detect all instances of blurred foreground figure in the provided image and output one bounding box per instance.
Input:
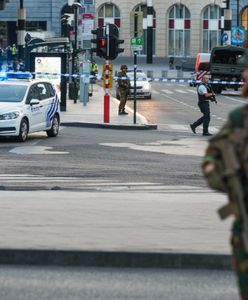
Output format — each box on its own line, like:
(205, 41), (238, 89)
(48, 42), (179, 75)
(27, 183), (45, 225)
(202, 49), (248, 300)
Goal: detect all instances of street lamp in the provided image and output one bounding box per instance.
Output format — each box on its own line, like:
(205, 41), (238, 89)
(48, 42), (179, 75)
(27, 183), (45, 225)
(61, 14), (71, 38)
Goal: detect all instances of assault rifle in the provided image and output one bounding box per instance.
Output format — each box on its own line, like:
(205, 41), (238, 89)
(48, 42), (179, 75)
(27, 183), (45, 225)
(211, 137), (248, 252)
(208, 84), (217, 104)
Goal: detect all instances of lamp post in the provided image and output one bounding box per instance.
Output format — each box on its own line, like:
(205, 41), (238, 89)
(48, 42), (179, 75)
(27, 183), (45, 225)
(146, 0), (153, 64)
(17, 0), (26, 60)
(61, 14), (71, 38)
(237, 0), (240, 26)
(69, 1), (82, 103)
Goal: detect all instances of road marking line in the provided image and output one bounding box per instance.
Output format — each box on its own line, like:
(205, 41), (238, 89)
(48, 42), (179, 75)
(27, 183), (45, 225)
(187, 89), (197, 94)
(161, 89), (174, 94)
(175, 89), (187, 94)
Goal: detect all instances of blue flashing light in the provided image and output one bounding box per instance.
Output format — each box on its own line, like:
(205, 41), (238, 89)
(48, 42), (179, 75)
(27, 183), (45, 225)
(0, 72), (8, 81)
(6, 72), (33, 79)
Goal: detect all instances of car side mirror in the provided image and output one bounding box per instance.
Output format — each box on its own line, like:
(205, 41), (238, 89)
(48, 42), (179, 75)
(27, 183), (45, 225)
(30, 99), (40, 106)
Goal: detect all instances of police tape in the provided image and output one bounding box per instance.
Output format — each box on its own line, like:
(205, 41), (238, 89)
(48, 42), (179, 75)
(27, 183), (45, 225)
(33, 73), (245, 85)
(4, 71), (245, 86)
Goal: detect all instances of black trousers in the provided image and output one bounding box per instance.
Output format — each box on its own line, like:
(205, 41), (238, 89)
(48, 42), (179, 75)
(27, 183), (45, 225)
(192, 101), (210, 134)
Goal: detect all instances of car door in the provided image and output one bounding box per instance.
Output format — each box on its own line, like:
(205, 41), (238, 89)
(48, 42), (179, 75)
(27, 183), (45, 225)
(25, 84), (44, 132)
(37, 82), (56, 129)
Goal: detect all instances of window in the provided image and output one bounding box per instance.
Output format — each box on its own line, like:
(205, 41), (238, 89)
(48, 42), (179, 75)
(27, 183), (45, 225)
(26, 21), (47, 32)
(98, 4), (121, 28)
(168, 4), (191, 57)
(202, 5), (221, 53)
(0, 85), (27, 103)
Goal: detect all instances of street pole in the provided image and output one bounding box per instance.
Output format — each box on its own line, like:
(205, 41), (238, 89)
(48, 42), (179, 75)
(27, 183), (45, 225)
(133, 13), (138, 124)
(221, 0), (232, 45)
(104, 25), (110, 123)
(225, 0), (231, 45)
(17, 0), (26, 60)
(72, 4), (79, 103)
(220, 0), (225, 46)
(237, 0), (240, 26)
(146, 0), (153, 64)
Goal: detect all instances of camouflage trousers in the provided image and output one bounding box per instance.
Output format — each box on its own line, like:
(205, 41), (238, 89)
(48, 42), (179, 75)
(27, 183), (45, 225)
(231, 219), (248, 300)
(119, 89), (128, 112)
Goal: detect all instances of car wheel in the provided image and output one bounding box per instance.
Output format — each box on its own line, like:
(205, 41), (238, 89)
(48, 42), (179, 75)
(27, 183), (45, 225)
(46, 114), (59, 137)
(17, 118), (28, 142)
(146, 95), (152, 99)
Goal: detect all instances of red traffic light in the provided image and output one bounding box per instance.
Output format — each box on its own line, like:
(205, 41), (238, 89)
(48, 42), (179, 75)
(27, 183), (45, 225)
(100, 39), (106, 47)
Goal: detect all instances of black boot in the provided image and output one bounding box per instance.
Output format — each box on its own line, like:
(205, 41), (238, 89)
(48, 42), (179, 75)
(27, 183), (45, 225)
(190, 124), (196, 134)
(122, 111), (128, 115)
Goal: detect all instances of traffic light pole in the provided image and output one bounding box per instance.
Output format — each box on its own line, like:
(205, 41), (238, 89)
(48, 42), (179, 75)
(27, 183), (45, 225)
(104, 60), (110, 123)
(133, 13), (138, 125)
(104, 25), (110, 123)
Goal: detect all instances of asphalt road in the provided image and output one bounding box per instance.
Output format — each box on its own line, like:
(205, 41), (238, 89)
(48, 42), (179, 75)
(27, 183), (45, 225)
(0, 126), (208, 190)
(0, 266), (239, 300)
(0, 84), (245, 190)
(131, 82), (245, 129)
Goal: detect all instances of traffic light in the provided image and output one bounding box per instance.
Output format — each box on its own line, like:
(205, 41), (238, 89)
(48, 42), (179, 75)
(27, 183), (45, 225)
(91, 27), (104, 57)
(91, 25), (124, 60)
(98, 37), (108, 58)
(108, 24), (124, 60)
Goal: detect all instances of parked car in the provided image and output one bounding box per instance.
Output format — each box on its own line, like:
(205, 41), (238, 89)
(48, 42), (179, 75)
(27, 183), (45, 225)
(0, 72), (60, 142)
(116, 71), (152, 100)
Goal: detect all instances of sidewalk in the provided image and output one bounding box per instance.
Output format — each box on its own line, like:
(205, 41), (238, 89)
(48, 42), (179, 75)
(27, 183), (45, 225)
(0, 189), (232, 270)
(60, 84), (157, 130)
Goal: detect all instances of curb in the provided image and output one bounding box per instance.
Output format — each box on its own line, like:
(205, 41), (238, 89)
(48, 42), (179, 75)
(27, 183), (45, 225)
(0, 249), (232, 270)
(61, 122), (158, 130)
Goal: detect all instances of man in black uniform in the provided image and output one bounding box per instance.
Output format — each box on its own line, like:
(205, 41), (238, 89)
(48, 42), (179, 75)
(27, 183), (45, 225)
(190, 74), (216, 136)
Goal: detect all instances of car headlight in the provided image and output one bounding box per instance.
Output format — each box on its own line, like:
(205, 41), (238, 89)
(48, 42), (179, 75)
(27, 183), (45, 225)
(143, 82), (151, 91)
(0, 111), (20, 120)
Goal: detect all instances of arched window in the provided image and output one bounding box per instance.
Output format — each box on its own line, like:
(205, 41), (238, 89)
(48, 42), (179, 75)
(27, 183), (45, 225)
(202, 5), (221, 53)
(168, 4), (191, 57)
(133, 4), (156, 55)
(98, 3), (121, 28)
(242, 6), (248, 47)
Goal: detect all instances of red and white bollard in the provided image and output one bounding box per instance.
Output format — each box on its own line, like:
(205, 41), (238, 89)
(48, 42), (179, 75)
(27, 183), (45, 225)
(104, 60), (110, 123)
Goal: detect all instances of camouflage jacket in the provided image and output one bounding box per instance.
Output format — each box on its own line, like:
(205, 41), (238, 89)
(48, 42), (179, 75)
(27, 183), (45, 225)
(117, 71), (130, 91)
(202, 105), (248, 194)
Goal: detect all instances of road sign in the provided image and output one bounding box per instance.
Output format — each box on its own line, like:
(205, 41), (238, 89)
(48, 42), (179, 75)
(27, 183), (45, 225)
(231, 26), (245, 46)
(221, 32), (228, 43)
(131, 37), (143, 51)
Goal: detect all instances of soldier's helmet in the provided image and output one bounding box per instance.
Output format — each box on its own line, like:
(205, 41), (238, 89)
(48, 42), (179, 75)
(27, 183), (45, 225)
(120, 64), (128, 71)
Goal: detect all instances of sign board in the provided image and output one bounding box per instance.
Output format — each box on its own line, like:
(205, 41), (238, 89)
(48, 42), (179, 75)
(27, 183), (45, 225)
(231, 26), (245, 46)
(131, 37), (143, 51)
(222, 31), (231, 46)
(221, 32), (228, 43)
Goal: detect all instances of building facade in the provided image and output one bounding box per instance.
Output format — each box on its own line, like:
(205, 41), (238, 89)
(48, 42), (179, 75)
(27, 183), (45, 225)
(0, 0), (247, 58)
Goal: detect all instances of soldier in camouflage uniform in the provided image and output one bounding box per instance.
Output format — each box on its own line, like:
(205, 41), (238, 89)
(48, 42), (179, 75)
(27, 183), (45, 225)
(117, 65), (130, 115)
(202, 49), (248, 300)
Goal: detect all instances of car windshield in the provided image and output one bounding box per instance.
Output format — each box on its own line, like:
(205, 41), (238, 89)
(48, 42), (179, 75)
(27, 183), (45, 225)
(0, 84), (27, 102)
(127, 72), (147, 80)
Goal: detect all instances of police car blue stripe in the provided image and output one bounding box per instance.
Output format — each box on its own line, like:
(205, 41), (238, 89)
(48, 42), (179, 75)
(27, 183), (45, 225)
(47, 94), (59, 125)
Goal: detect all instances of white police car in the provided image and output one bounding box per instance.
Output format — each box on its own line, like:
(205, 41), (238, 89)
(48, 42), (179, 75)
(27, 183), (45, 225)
(0, 72), (60, 142)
